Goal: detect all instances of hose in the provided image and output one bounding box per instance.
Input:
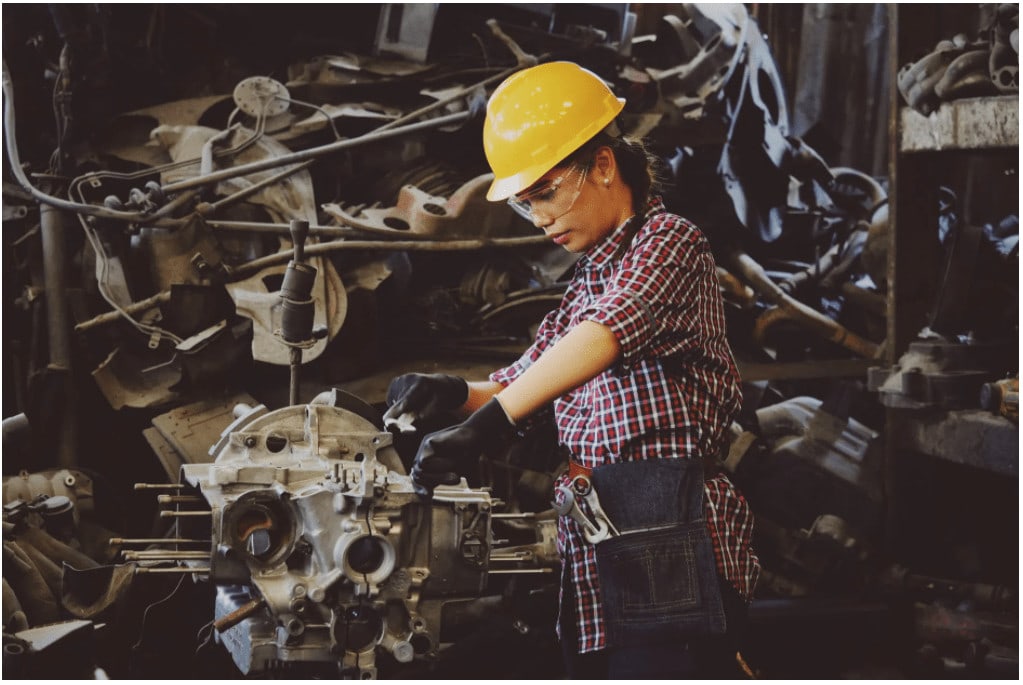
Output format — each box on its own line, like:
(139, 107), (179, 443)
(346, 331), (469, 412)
(2, 60), (171, 222)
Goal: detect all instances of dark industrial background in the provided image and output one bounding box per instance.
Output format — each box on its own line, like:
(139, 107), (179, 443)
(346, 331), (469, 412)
(2, 4), (1017, 680)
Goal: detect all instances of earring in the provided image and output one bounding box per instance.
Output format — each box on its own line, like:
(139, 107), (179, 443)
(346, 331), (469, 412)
(603, 178), (610, 186)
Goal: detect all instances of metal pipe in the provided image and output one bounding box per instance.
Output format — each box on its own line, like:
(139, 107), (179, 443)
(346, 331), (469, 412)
(214, 597), (267, 633)
(109, 538), (210, 546)
(486, 568), (554, 575)
(157, 495), (203, 505)
(134, 483), (186, 490)
(40, 204), (77, 468)
(74, 291), (172, 332)
(202, 161), (314, 215)
(123, 551), (212, 560)
(289, 347), (302, 407)
(160, 111), (472, 194)
(228, 234), (550, 280)
(134, 567), (211, 574)
(728, 250), (880, 359)
(159, 510), (212, 518)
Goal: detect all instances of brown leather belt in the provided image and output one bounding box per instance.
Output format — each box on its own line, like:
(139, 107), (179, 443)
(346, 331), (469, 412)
(568, 461), (592, 480)
(569, 458), (721, 480)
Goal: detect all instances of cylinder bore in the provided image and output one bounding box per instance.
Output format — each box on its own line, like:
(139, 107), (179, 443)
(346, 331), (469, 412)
(348, 536), (387, 575)
(339, 534), (396, 589)
(332, 605), (383, 652)
(223, 494), (296, 566)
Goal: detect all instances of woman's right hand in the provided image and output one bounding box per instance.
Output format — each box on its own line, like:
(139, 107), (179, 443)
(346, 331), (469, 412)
(382, 373), (469, 433)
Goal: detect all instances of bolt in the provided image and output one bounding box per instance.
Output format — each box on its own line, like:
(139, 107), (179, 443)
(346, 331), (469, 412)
(244, 436), (258, 448)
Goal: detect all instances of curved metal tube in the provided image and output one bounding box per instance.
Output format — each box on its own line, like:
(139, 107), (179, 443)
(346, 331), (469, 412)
(3, 60), (182, 222)
(727, 250), (880, 359)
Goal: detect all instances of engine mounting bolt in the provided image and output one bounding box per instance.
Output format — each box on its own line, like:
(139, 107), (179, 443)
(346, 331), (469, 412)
(244, 436), (258, 448)
(292, 584), (307, 598)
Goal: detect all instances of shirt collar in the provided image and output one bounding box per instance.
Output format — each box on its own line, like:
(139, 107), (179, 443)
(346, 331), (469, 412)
(580, 195), (667, 269)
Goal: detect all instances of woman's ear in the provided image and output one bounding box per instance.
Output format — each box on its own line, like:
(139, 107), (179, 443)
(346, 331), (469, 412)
(592, 146), (617, 182)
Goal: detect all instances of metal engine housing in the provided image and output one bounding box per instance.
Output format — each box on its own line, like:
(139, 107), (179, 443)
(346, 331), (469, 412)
(180, 397), (495, 678)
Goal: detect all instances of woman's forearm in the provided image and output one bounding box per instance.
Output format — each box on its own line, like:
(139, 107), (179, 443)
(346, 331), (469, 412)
(461, 381), (505, 414)
(496, 321), (621, 422)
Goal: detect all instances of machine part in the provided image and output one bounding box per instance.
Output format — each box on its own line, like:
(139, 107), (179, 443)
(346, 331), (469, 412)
(979, 377), (1019, 423)
(989, 4), (1019, 93)
(933, 49), (999, 102)
(880, 565), (1017, 610)
(869, 340), (1017, 410)
(898, 40), (976, 115)
(323, 174), (527, 240)
(143, 393), (261, 481)
(226, 252), (346, 366)
(39, 205), (77, 468)
(135, 217), (226, 292)
(175, 397), (551, 678)
(2, 620), (102, 679)
(749, 396), (883, 534)
(648, 5), (747, 119)
(3, 469), (95, 519)
(233, 76), (291, 119)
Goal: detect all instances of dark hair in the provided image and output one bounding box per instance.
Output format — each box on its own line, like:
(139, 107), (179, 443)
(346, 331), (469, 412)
(564, 128), (666, 214)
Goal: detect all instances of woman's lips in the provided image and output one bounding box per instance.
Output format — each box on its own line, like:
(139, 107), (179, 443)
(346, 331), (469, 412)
(550, 232), (570, 245)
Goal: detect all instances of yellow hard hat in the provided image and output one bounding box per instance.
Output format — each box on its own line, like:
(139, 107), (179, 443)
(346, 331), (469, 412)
(483, 61), (626, 201)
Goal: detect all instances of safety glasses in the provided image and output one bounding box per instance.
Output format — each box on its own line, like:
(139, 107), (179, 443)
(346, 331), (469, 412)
(507, 162), (589, 223)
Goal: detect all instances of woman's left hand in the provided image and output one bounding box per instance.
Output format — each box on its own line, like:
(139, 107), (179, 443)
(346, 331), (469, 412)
(411, 398), (515, 496)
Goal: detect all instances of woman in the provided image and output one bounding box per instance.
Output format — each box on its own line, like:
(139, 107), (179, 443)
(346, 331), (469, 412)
(384, 61), (759, 679)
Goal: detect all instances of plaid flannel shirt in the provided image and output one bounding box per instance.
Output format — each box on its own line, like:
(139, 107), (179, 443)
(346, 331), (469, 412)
(490, 197), (760, 654)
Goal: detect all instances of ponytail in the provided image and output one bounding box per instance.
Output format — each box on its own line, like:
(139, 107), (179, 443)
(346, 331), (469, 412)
(565, 127), (666, 214)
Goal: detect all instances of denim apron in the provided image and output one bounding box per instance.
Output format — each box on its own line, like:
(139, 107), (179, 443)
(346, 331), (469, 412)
(589, 457), (726, 648)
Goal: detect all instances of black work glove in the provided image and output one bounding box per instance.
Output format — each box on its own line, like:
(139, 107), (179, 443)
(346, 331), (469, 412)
(411, 398), (516, 496)
(383, 373), (469, 433)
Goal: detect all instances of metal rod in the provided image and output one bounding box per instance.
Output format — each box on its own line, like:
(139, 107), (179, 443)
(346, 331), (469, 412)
(204, 160), (314, 214)
(490, 512), (538, 519)
(489, 552), (535, 562)
(134, 483), (186, 490)
(159, 510), (212, 518)
(123, 551), (212, 560)
(486, 568), (553, 575)
(134, 567), (211, 574)
(191, 220), (364, 238)
(109, 538), (210, 546)
(76, 291), (172, 333)
(228, 234), (550, 280)
(214, 597), (267, 633)
(157, 495), (203, 505)
(375, 65), (521, 133)
(160, 111), (471, 194)
(289, 347), (302, 406)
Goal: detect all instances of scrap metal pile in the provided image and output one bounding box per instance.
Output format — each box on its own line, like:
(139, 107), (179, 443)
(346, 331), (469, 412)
(2, 3), (1016, 679)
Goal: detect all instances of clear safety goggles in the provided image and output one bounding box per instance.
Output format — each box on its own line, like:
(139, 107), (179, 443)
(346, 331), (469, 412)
(507, 162), (589, 223)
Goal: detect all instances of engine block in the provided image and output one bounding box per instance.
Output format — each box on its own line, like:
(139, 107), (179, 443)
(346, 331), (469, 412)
(179, 397), (497, 678)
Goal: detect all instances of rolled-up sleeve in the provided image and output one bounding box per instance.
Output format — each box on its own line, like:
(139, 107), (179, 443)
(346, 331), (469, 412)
(577, 225), (710, 365)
